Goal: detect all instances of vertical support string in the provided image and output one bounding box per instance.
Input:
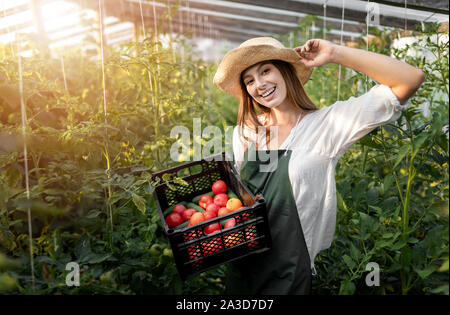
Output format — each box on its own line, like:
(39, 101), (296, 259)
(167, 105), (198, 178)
(138, 0), (146, 38)
(365, 0), (370, 93)
(404, 0), (408, 32)
(152, 0), (163, 112)
(321, 0), (328, 105)
(17, 37), (35, 289)
(323, 1), (327, 40)
(60, 54), (69, 96)
(98, 0), (114, 244)
(312, 20), (315, 39)
(337, 0), (345, 102)
(179, 0), (185, 62)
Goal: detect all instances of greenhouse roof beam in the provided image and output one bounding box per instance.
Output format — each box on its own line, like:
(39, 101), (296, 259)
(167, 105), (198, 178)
(226, 0), (424, 31)
(368, 0), (448, 15)
(121, 8), (361, 44)
(117, 0), (364, 41)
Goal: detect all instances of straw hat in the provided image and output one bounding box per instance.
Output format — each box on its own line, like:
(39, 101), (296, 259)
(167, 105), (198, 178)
(213, 37), (313, 99)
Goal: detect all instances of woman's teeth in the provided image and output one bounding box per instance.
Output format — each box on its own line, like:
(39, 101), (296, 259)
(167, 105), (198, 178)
(262, 87), (275, 98)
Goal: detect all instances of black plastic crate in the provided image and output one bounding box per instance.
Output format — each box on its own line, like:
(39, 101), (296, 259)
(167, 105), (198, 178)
(152, 152), (272, 280)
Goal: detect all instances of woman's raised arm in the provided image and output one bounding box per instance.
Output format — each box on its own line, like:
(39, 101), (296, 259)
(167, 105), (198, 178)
(295, 39), (425, 104)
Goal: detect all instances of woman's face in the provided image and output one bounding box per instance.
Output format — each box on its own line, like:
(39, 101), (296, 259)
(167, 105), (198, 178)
(242, 61), (288, 109)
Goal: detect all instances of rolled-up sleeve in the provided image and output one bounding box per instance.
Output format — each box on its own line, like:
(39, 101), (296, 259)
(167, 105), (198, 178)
(328, 84), (411, 158)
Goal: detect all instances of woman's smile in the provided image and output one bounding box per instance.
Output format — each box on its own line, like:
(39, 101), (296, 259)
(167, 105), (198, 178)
(260, 87), (276, 99)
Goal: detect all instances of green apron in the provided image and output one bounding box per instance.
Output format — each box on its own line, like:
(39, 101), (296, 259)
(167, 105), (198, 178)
(226, 144), (312, 295)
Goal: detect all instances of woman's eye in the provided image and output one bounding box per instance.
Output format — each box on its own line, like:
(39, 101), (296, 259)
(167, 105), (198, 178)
(246, 79), (254, 85)
(262, 68), (270, 74)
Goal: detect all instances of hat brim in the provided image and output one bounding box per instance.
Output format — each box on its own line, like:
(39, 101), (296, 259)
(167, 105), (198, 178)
(213, 44), (313, 99)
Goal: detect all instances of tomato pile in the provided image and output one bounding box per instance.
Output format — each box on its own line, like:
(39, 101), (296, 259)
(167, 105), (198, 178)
(164, 180), (246, 232)
(163, 180), (260, 261)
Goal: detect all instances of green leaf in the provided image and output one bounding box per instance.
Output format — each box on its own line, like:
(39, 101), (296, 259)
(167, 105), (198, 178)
(132, 192), (146, 214)
(85, 209), (102, 219)
(383, 174), (395, 194)
(359, 136), (382, 149)
(414, 265), (436, 279)
(393, 144), (410, 169)
(391, 240), (407, 250)
(15, 199), (68, 216)
(339, 279), (356, 295)
(173, 176), (189, 187)
(375, 239), (394, 248)
(342, 254), (356, 269)
(366, 188), (379, 205)
(438, 259), (449, 272)
(349, 243), (360, 261)
(336, 190), (348, 212)
(412, 133), (430, 158)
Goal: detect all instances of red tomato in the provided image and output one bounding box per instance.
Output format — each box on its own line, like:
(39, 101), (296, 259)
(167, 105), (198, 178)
(199, 195), (214, 209)
(235, 207), (249, 223)
(245, 225), (258, 249)
(202, 237), (223, 255)
(218, 207), (230, 217)
(213, 193), (229, 207)
(225, 232), (243, 248)
(172, 204), (187, 215)
(188, 244), (202, 260)
(204, 222), (221, 235)
(165, 213), (183, 228)
(224, 218), (236, 229)
(205, 203), (220, 215)
(211, 180), (227, 195)
(182, 208), (197, 222)
(203, 210), (217, 221)
(217, 207), (230, 217)
(190, 212), (206, 226)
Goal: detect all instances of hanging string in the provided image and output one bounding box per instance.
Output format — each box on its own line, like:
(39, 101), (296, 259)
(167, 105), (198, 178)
(138, 0), (147, 38)
(60, 54), (69, 96)
(167, 0), (175, 62)
(404, 0), (408, 32)
(17, 35), (35, 289)
(312, 20), (315, 39)
(137, 0), (154, 96)
(152, 0), (163, 104)
(337, 0), (345, 102)
(321, 0), (328, 105)
(365, 0), (370, 93)
(323, 1), (327, 40)
(98, 0), (114, 244)
(179, 0), (185, 62)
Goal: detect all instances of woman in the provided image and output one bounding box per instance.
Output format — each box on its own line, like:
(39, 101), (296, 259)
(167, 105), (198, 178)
(213, 37), (424, 295)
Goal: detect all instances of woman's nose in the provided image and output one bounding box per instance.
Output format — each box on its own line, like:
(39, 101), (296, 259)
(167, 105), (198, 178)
(256, 77), (266, 90)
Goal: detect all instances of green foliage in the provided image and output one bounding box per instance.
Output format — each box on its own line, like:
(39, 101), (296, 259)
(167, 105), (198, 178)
(306, 22), (449, 295)
(0, 34), (226, 294)
(0, 18), (447, 295)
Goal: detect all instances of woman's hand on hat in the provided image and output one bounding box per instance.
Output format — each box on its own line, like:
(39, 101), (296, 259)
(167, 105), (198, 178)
(294, 39), (337, 67)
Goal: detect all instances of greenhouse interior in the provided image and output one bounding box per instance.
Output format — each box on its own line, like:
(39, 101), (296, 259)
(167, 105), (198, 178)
(0, 0), (448, 296)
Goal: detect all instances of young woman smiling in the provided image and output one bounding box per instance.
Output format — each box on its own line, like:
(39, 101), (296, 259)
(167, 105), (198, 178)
(213, 37), (424, 295)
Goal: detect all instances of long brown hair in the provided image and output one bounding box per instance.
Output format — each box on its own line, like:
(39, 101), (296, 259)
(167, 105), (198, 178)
(237, 60), (318, 151)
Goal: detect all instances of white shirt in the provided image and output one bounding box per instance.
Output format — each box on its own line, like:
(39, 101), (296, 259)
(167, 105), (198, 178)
(232, 84), (411, 268)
